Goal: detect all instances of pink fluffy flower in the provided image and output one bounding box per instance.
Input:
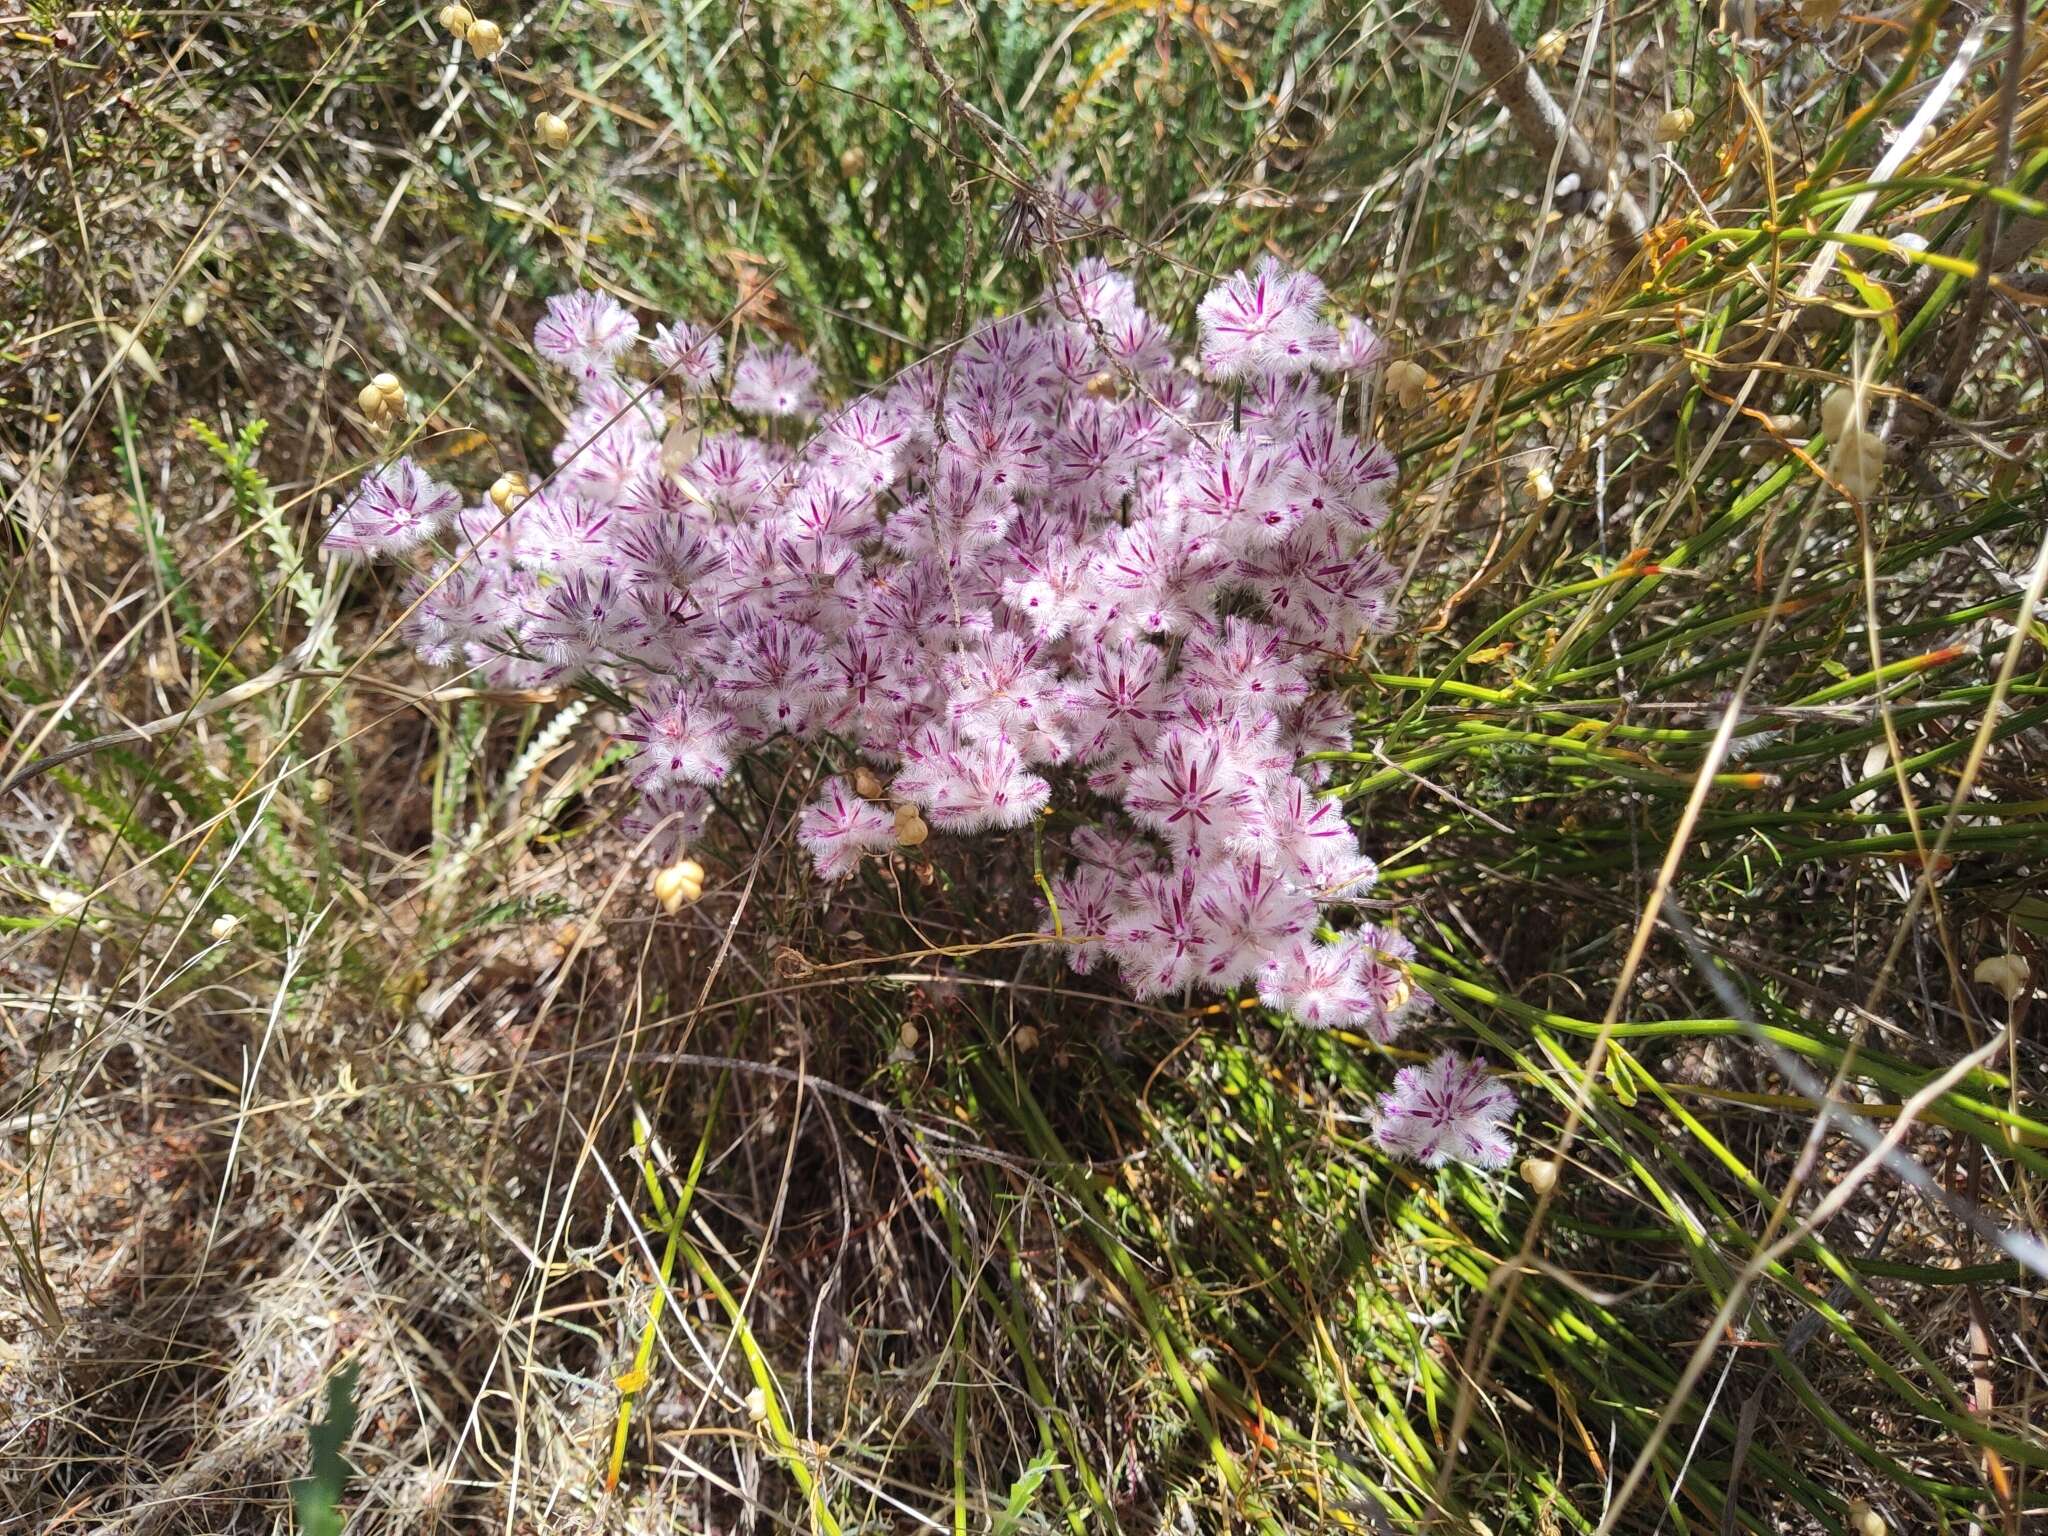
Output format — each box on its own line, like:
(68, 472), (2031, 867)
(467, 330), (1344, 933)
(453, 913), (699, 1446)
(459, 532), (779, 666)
(1196, 256), (1334, 381)
(1042, 864), (1125, 975)
(1254, 934), (1380, 1029)
(534, 290), (642, 379)
(324, 458), (461, 559)
(623, 679), (739, 789)
(1108, 865), (1204, 998)
(731, 343), (819, 418)
(1193, 859), (1316, 987)
(1372, 1053), (1517, 1169)
(798, 776), (897, 879)
(1124, 726), (1259, 859)
(650, 321), (724, 392)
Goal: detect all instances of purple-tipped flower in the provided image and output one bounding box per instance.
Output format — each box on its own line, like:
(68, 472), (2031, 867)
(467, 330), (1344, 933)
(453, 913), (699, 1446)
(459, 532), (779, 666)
(534, 290), (642, 380)
(1372, 1053), (1517, 1169)
(623, 680), (739, 789)
(650, 321), (724, 392)
(1196, 256), (1334, 381)
(324, 458), (461, 560)
(798, 776), (897, 879)
(731, 343), (819, 418)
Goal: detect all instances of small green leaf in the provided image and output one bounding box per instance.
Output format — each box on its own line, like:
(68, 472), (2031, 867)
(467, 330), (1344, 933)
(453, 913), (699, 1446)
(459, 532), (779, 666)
(292, 1362), (360, 1536)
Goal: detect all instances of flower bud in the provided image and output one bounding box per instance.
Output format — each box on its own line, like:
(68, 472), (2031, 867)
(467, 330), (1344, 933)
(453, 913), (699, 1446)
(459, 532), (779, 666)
(534, 110), (570, 150)
(1530, 28), (1567, 67)
(1384, 358), (1429, 411)
(1655, 107), (1696, 144)
(1830, 424), (1885, 501)
(1974, 953), (2031, 1004)
(744, 1386), (768, 1422)
(464, 17), (502, 58)
(437, 2), (473, 32)
(488, 471), (529, 513)
(182, 293), (208, 328)
(209, 913), (240, 941)
(1519, 1157), (1560, 1195)
(307, 776), (333, 806)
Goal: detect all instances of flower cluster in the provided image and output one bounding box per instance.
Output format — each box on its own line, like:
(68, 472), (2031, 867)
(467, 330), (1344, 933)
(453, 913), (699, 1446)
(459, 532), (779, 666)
(325, 251), (1515, 1166)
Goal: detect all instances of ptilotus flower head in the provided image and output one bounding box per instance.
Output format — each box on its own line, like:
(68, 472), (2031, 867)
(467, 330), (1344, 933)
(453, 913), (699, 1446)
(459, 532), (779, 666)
(649, 321), (723, 392)
(1372, 1053), (1518, 1169)
(533, 289), (641, 380)
(1197, 255), (1335, 381)
(324, 457), (461, 559)
(798, 776), (897, 879)
(730, 343), (819, 418)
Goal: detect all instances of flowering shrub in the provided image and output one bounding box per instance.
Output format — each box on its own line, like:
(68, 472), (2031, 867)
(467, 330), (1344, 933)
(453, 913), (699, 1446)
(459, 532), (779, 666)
(326, 251), (1516, 1168)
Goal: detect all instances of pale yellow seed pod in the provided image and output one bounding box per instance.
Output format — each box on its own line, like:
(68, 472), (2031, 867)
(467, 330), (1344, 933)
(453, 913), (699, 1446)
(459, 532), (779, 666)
(1655, 107), (1696, 145)
(182, 292), (208, 328)
(464, 17), (503, 58)
(1974, 953), (2031, 1004)
(307, 776), (333, 806)
(488, 472), (529, 514)
(744, 1386), (769, 1422)
(438, 2), (473, 32)
(1384, 358), (1429, 412)
(1519, 1157), (1560, 1195)
(839, 145), (866, 179)
(209, 913), (240, 942)
(1013, 1024), (1040, 1053)
(1845, 1498), (1885, 1536)
(1820, 384), (1859, 439)
(1800, 0), (1846, 23)
(853, 765), (884, 800)
(1530, 28), (1567, 67)
(357, 381), (388, 418)
(1830, 424), (1885, 501)
(1524, 464), (1556, 505)
(653, 858), (704, 912)
(534, 110), (570, 150)
(893, 803), (929, 847)
(898, 1020), (921, 1051)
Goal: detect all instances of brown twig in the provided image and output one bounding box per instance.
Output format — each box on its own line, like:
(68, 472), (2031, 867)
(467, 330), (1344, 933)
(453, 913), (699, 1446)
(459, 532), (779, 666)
(1434, 0), (1649, 258)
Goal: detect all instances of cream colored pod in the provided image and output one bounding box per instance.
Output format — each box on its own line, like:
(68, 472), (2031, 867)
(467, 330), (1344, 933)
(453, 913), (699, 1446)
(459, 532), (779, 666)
(489, 471), (529, 514)
(653, 858), (705, 912)
(534, 111), (571, 151)
(892, 803), (929, 848)
(1655, 107), (1695, 144)
(1384, 358), (1429, 412)
(464, 17), (503, 59)
(358, 371), (405, 425)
